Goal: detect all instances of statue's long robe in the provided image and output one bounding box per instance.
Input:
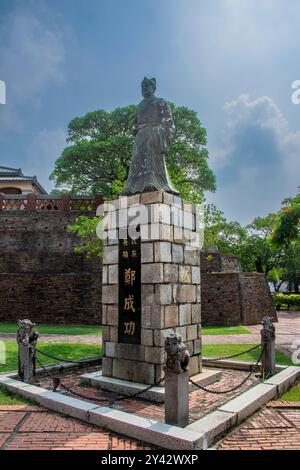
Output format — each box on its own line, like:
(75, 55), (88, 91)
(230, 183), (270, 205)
(124, 97), (179, 195)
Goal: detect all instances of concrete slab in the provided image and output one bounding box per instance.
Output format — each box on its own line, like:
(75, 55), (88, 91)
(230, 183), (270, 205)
(263, 366), (300, 396)
(80, 368), (222, 403)
(219, 383), (277, 423)
(186, 410), (237, 447)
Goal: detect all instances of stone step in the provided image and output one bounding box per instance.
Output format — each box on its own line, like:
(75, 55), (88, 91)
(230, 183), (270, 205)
(80, 367), (222, 403)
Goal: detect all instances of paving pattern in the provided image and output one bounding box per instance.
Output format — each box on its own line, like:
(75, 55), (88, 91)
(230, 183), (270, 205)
(219, 401), (300, 450)
(0, 405), (155, 450)
(35, 366), (260, 424)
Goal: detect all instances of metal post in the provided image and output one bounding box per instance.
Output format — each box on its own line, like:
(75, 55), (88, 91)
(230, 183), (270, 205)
(260, 315), (276, 378)
(17, 320), (39, 383)
(164, 333), (190, 427)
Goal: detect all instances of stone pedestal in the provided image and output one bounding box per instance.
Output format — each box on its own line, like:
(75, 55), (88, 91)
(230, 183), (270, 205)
(101, 190), (202, 385)
(165, 370), (189, 427)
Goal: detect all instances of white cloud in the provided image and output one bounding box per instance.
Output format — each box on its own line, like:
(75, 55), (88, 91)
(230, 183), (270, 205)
(25, 128), (66, 192)
(207, 94), (300, 224)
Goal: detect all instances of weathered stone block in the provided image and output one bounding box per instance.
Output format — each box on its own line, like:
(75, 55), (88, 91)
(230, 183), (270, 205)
(173, 285), (196, 303)
(102, 357), (113, 377)
(191, 304), (201, 324)
(102, 285), (118, 304)
(175, 326), (187, 341)
(163, 264), (178, 283)
(184, 248), (200, 266)
(193, 339), (201, 355)
(179, 266), (192, 283)
(102, 326), (110, 341)
(141, 329), (154, 346)
(187, 324), (198, 341)
(155, 284), (172, 305)
(106, 342), (145, 361)
(141, 191), (163, 205)
(103, 245), (118, 265)
(141, 243), (153, 263)
(142, 305), (164, 329)
(145, 346), (164, 364)
(173, 227), (183, 243)
(106, 305), (118, 326)
(154, 241), (171, 262)
(189, 355), (201, 376)
(141, 263), (164, 283)
(179, 304), (192, 325)
(110, 326), (118, 342)
(192, 266), (201, 284)
(113, 358), (155, 384)
(172, 243), (184, 263)
(102, 266), (107, 284)
(108, 265), (118, 284)
(164, 305), (178, 328)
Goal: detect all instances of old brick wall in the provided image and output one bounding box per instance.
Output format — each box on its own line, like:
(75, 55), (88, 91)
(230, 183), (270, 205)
(200, 251), (241, 273)
(201, 273), (242, 326)
(0, 197), (102, 324)
(239, 273), (277, 324)
(201, 271), (277, 326)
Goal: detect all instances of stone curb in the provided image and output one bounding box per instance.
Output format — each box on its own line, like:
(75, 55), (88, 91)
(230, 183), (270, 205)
(0, 376), (204, 450)
(0, 365), (298, 450)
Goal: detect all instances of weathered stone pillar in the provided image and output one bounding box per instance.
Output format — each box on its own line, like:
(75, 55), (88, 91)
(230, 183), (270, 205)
(260, 315), (276, 377)
(17, 319), (39, 383)
(101, 191), (202, 385)
(164, 333), (190, 427)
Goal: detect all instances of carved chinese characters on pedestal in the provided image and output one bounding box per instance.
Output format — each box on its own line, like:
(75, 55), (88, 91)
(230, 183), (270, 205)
(118, 236), (141, 344)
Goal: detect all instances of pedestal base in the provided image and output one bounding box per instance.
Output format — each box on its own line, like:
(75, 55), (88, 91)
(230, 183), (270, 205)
(80, 368), (222, 403)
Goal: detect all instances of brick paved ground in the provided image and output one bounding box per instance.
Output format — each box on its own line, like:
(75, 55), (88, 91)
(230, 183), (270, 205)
(35, 366), (260, 424)
(218, 401), (300, 450)
(0, 405), (155, 450)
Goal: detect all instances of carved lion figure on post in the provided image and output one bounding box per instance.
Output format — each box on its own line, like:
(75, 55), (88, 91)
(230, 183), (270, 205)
(164, 333), (190, 374)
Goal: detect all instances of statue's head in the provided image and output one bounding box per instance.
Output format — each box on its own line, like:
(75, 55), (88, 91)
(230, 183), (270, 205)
(141, 77), (156, 98)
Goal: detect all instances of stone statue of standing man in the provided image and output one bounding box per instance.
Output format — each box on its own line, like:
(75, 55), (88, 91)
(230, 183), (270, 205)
(123, 77), (179, 195)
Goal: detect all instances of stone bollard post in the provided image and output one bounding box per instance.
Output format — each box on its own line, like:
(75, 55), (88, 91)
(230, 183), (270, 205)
(164, 333), (190, 428)
(260, 315), (276, 378)
(17, 320), (39, 383)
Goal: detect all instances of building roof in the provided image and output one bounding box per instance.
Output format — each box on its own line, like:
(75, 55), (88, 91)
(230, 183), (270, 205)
(0, 166), (47, 194)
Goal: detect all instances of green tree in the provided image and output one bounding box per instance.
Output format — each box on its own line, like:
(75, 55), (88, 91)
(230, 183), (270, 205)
(271, 190), (300, 247)
(67, 216), (103, 259)
(50, 105), (216, 203)
(240, 214), (280, 275)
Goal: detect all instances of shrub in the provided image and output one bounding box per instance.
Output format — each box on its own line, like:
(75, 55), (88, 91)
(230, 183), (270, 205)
(273, 294), (300, 310)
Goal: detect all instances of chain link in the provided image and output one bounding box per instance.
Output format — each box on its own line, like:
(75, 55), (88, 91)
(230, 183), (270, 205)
(189, 345), (265, 395)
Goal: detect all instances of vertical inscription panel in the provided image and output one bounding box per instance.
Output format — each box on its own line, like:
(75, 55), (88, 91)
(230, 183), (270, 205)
(118, 236), (141, 344)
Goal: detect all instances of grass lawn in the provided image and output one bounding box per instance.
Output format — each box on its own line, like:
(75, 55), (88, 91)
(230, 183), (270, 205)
(202, 326), (251, 335)
(0, 342), (101, 374)
(281, 382), (300, 401)
(0, 386), (31, 405)
(0, 323), (101, 336)
(202, 343), (294, 366)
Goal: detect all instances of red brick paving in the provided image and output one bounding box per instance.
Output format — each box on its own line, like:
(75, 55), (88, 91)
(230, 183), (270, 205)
(0, 405), (155, 450)
(35, 367), (259, 425)
(219, 403), (300, 450)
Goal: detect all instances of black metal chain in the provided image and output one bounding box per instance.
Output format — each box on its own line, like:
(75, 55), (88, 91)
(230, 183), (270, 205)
(36, 352), (165, 404)
(203, 343), (261, 362)
(189, 345), (265, 395)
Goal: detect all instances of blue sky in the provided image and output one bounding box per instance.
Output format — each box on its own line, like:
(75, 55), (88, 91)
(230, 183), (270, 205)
(0, 0), (299, 224)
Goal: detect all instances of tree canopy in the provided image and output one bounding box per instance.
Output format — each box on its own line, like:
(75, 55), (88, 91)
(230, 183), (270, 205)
(270, 190), (300, 247)
(51, 104), (216, 203)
